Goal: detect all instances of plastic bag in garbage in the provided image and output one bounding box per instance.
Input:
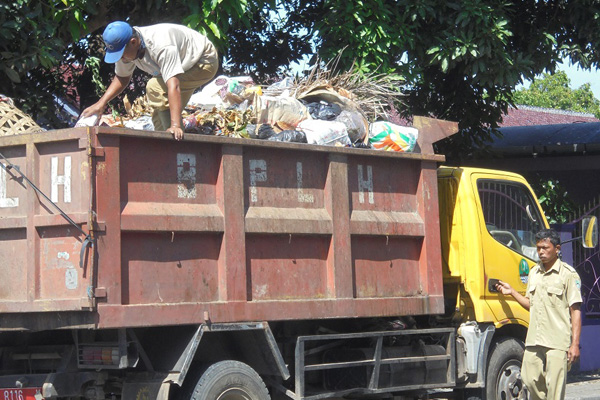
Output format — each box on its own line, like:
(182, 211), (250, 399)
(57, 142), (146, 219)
(368, 121), (418, 152)
(124, 115), (154, 131)
(187, 75), (254, 110)
(257, 124), (277, 139)
(297, 120), (351, 146)
(307, 101), (342, 121)
(267, 130), (307, 143)
(263, 77), (295, 97)
(75, 115), (99, 127)
(255, 96), (311, 128)
(335, 110), (368, 143)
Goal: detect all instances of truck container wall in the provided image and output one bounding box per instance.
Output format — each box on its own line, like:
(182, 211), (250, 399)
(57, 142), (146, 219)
(0, 126), (447, 330)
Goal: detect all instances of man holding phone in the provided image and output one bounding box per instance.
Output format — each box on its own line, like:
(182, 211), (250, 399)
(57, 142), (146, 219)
(496, 229), (582, 400)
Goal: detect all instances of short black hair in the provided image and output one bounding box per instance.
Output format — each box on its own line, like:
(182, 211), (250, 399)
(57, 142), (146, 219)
(535, 229), (561, 246)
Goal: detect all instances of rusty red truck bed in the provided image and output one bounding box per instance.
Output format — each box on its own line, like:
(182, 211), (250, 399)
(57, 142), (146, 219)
(0, 125), (446, 330)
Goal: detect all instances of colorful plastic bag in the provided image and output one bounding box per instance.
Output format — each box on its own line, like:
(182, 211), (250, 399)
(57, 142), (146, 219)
(368, 121), (418, 152)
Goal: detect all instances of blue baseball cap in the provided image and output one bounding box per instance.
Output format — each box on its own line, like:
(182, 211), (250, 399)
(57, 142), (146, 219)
(102, 21), (133, 63)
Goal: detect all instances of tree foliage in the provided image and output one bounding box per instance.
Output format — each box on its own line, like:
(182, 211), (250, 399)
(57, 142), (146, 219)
(529, 177), (577, 225)
(513, 71), (600, 118)
(2, 0), (600, 156)
(310, 0), (600, 159)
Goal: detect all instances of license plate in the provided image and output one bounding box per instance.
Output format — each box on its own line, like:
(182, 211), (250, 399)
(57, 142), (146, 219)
(0, 388), (43, 400)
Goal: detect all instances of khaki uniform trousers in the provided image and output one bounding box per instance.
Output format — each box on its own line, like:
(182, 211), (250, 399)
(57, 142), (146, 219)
(522, 346), (568, 400)
(146, 44), (219, 131)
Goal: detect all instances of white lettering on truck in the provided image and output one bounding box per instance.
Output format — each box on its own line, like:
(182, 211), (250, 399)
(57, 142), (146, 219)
(177, 153), (197, 199)
(357, 165), (374, 204)
(51, 156), (71, 203)
(296, 162), (314, 203)
(0, 163), (18, 208)
(249, 160), (267, 203)
(65, 267), (78, 290)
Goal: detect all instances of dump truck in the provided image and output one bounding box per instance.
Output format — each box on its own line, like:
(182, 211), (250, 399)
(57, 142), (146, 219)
(0, 118), (595, 400)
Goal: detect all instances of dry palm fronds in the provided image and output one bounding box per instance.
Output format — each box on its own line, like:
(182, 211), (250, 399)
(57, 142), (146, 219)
(124, 95), (153, 119)
(294, 55), (406, 121)
(0, 95), (43, 136)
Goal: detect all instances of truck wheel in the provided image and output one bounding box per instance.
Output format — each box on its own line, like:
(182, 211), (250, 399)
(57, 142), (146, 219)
(187, 360), (270, 400)
(485, 338), (527, 400)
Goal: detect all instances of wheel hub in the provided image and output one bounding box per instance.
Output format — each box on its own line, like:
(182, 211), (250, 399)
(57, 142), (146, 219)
(496, 362), (527, 400)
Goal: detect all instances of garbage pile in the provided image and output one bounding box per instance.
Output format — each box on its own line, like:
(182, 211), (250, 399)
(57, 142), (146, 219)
(82, 67), (420, 153)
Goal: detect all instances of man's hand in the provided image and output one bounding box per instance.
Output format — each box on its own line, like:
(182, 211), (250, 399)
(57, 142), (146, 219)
(81, 75), (131, 121)
(568, 343), (580, 366)
(81, 102), (105, 120)
(496, 280), (514, 296)
(165, 75), (183, 140)
(167, 125), (184, 141)
(495, 280), (530, 311)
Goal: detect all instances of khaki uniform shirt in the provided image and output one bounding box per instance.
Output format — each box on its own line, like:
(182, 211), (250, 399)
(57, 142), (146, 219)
(115, 24), (213, 82)
(525, 259), (582, 351)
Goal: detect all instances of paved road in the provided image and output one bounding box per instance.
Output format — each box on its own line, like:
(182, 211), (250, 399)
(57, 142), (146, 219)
(566, 371), (600, 400)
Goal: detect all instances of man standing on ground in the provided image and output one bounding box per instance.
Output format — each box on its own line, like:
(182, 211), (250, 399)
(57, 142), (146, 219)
(496, 229), (582, 400)
(81, 21), (219, 140)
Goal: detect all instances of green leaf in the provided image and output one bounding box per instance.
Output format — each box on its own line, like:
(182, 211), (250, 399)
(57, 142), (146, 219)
(3, 66), (21, 83)
(207, 21), (221, 39)
(68, 19), (80, 40)
(441, 57), (449, 72)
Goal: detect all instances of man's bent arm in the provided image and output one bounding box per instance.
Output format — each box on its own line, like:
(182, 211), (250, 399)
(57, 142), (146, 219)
(497, 281), (530, 311)
(82, 75), (131, 118)
(568, 303), (582, 364)
(165, 75), (183, 140)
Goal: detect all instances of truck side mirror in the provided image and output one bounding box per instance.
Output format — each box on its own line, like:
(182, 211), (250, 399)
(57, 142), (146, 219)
(582, 216), (598, 249)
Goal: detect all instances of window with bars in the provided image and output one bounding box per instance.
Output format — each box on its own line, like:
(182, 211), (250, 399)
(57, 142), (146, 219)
(477, 180), (544, 261)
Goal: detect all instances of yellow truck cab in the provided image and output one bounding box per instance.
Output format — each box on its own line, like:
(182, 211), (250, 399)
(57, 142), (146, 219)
(439, 166), (548, 399)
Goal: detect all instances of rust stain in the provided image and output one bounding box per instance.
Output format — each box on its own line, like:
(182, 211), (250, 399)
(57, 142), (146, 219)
(80, 161), (89, 180)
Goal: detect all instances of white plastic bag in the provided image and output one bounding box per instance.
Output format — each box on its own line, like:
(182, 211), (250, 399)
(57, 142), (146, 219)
(124, 115), (154, 131)
(75, 115), (98, 127)
(298, 120), (351, 146)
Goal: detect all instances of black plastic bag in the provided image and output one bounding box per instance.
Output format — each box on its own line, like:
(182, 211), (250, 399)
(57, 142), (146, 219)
(307, 101), (342, 120)
(267, 130), (307, 143)
(257, 124), (277, 139)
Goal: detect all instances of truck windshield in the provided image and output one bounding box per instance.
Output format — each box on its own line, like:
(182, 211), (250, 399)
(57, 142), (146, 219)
(477, 180), (544, 261)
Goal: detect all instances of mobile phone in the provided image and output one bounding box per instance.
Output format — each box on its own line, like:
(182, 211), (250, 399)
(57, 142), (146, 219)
(488, 278), (500, 293)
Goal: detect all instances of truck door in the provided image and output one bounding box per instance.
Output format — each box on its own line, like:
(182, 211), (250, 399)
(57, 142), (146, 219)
(475, 177), (546, 322)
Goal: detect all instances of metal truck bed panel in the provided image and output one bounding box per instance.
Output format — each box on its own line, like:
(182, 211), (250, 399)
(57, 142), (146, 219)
(0, 127), (446, 330)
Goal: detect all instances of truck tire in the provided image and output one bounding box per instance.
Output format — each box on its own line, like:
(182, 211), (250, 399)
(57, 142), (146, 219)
(458, 338), (526, 400)
(485, 337), (527, 400)
(186, 360), (270, 400)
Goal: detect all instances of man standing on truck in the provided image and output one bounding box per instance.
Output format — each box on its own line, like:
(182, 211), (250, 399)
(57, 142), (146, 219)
(496, 229), (582, 400)
(81, 21), (219, 140)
